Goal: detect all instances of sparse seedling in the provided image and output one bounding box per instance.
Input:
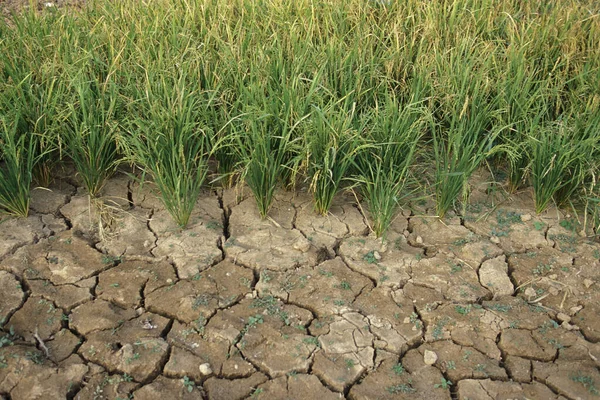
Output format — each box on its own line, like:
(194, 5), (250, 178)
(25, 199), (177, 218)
(183, 376), (195, 393)
(455, 305), (472, 315)
(532, 263), (553, 276)
(363, 251), (378, 264)
(571, 373), (600, 396)
(410, 312), (422, 330)
(302, 337), (320, 347)
(387, 383), (416, 394)
(434, 378), (453, 390)
(392, 363), (405, 375)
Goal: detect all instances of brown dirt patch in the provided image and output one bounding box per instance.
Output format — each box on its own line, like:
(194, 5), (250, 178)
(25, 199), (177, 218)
(1, 173), (600, 399)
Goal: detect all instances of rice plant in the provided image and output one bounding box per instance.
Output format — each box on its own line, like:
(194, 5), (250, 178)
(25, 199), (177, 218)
(0, 0), (598, 224)
(234, 108), (302, 219)
(62, 76), (120, 197)
(429, 39), (506, 218)
(494, 46), (553, 192)
(530, 112), (599, 214)
(584, 174), (600, 237)
(0, 116), (38, 217)
(124, 69), (213, 228)
(306, 103), (365, 215)
(355, 90), (426, 237)
(0, 76), (62, 187)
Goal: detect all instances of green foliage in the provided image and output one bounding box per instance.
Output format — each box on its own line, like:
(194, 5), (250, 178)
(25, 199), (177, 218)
(63, 75), (121, 197)
(429, 38), (507, 218)
(235, 110), (300, 219)
(529, 117), (595, 214)
(124, 68), (213, 227)
(0, 0), (598, 226)
(387, 383), (416, 394)
(355, 84), (426, 237)
(434, 378), (453, 390)
(307, 103), (364, 215)
(0, 117), (38, 217)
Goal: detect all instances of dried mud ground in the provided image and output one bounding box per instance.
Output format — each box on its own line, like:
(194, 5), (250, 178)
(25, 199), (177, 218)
(1, 168), (600, 400)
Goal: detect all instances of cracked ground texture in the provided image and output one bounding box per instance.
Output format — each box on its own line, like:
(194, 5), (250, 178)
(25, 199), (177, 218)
(1, 171), (600, 400)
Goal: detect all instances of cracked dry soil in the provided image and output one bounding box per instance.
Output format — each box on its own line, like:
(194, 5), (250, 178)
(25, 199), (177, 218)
(2, 170), (600, 400)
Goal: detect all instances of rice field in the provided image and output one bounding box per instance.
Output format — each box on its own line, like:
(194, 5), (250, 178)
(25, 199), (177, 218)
(1, 0), (599, 237)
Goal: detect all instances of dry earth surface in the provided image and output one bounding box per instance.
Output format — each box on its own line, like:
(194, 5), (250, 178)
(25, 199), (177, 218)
(1, 166), (600, 400)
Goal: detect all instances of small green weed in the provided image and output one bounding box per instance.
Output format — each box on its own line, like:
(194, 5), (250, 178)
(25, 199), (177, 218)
(386, 383), (416, 394)
(363, 250), (378, 264)
(534, 221), (545, 231)
(532, 263), (552, 275)
(571, 372), (600, 396)
(410, 312), (422, 329)
(455, 305), (472, 315)
(486, 304), (512, 313)
(183, 376), (195, 393)
(434, 378), (453, 390)
(392, 363), (405, 375)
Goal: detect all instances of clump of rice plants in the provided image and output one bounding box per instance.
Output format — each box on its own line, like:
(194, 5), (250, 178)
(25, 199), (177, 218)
(237, 115), (289, 219)
(234, 109), (301, 219)
(429, 39), (506, 218)
(2, 74), (66, 187)
(62, 76), (121, 197)
(0, 7), (72, 186)
(494, 46), (553, 193)
(0, 116), (38, 217)
(0, 0), (599, 226)
(530, 112), (599, 214)
(306, 103), (364, 215)
(124, 70), (213, 228)
(230, 66), (309, 219)
(355, 90), (426, 237)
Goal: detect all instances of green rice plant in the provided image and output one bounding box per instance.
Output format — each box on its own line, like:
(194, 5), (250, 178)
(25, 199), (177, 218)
(231, 59), (313, 216)
(582, 168), (600, 237)
(493, 45), (553, 192)
(124, 71), (213, 228)
(1, 0), (599, 224)
(209, 104), (239, 186)
(0, 11), (73, 187)
(530, 115), (598, 214)
(234, 108), (302, 219)
(62, 76), (120, 197)
(355, 91), (426, 237)
(9, 75), (67, 187)
(430, 40), (507, 218)
(583, 106), (600, 236)
(306, 103), (365, 215)
(0, 116), (38, 217)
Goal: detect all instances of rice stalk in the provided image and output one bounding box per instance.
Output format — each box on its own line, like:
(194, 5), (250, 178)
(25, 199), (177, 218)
(0, 116), (39, 217)
(306, 102), (365, 215)
(123, 68), (213, 228)
(355, 86), (426, 237)
(62, 75), (121, 197)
